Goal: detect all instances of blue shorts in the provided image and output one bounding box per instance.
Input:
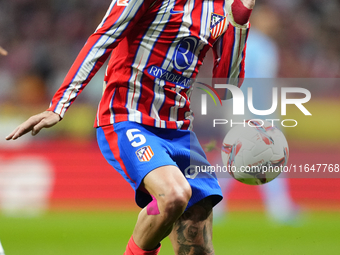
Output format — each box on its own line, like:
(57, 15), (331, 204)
(96, 121), (222, 209)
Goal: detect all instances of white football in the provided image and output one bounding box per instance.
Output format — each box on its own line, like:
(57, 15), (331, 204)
(221, 120), (289, 185)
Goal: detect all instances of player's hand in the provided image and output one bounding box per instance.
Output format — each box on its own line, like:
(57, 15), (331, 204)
(5, 111), (61, 140)
(0, 46), (8, 56)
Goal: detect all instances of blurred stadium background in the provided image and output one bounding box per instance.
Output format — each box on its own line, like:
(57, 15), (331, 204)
(0, 0), (339, 254)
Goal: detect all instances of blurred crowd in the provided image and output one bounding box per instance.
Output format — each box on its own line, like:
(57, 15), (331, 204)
(0, 0), (339, 108)
(267, 0), (340, 78)
(0, 0), (108, 105)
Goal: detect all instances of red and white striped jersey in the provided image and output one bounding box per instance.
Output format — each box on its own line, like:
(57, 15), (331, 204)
(47, 0), (249, 130)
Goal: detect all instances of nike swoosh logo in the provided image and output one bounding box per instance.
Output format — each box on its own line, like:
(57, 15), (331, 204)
(170, 8), (185, 14)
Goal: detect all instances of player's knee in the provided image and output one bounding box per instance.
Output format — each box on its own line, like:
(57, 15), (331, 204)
(172, 185), (192, 210)
(161, 185), (191, 221)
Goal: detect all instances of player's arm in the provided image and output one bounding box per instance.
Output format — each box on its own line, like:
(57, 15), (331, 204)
(212, 0), (254, 88)
(6, 0), (151, 140)
(48, 0), (151, 118)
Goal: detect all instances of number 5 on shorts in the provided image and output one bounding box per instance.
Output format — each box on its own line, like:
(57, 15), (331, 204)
(126, 129), (146, 147)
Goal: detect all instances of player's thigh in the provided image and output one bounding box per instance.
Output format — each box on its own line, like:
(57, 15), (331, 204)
(142, 165), (192, 210)
(169, 197), (214, 254)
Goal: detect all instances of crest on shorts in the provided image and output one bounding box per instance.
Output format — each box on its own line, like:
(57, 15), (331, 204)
(136, 146), (154, 162)
(210, 13), (227, 39)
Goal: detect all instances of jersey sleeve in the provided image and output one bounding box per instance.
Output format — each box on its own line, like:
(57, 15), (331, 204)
(47, 0), (151, 118)
(212, 22), (250, 88)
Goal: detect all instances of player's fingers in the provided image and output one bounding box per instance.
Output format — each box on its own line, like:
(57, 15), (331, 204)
(32, 113), (60, 135)
(31, 119), (48, 136)
(5, 126), (21, 140)
(11, 120), (39, 140)
(6, 111), (60, 140)
(6, 115), (43, 140)
(10, 126), (33, 140)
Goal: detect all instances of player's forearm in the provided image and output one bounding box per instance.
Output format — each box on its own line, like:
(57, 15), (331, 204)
(47, 34), (112, 117)
(47, 5), (129, 117)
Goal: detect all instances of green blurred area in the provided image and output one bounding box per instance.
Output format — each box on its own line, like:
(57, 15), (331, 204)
(0, 211), (339, 255)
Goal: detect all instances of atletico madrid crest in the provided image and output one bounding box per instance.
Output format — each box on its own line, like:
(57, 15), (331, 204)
(136, 146), (154, 162)
(210, 13), (227, 39)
